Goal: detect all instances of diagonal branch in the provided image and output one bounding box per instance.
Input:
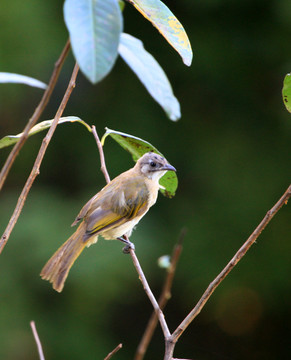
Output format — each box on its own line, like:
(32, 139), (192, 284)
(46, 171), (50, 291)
(129, 248), (171, 339)
(104, 343), (122, 360)
(134, 229), (186, 360)
(0, 39), (70, 191)
(0, 63), (79, 254)
(170, 184), (291, 344)
(92, 126), (110, 183)
(30, 321), (45, 360)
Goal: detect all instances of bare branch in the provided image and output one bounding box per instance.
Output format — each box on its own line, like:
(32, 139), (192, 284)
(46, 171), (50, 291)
(170, 184), (291, 344)
(104, 343), (122, 360)
(30, 321), (45, 360)
(129, 248), (171, 339)
(134, 228), (186, 360)
(0, 63), (79, 254)
(0, 39), (70, 191)
(92, 126), (110, 183)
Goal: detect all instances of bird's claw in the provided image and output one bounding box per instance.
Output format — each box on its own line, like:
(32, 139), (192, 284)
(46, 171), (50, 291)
(122, 242), (135, 254)
(118, 236), (135, 253)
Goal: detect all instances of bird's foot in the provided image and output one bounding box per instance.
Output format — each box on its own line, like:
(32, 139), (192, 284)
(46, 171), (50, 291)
(117, 236), (135, 254)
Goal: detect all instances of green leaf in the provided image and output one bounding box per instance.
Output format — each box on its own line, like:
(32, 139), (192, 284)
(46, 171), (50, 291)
(0, 117), (91, 150)
(118, 0), (125, 11)
(101, 127), (178, 198)
(119, 33), (181, 121)
(64, 0), (123, 84)
(282, 73), (291, 113)
(0, 72), (47, 89)
(128, 0), (192, 66)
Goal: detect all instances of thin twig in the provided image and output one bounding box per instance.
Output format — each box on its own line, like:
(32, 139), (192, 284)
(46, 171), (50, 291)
(134, 228), (186, 360)
(0, 39), (70, 191)
(0, 63), (79, 254)
(129, 248), (171, 339)
(170, 184), (291, 344)
(104, 343), (123, 360)
(30, 321), (45, 360)
(92, 126), (110, 183)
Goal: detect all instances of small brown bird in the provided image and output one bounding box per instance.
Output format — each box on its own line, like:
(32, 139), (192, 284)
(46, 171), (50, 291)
(40, 152), (176, 292)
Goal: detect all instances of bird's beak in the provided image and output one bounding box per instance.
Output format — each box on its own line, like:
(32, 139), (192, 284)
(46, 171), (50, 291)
(161, 164), (176, 172)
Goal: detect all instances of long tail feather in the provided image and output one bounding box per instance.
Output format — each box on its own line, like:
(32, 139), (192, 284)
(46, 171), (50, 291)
(40, 222), (89, 292)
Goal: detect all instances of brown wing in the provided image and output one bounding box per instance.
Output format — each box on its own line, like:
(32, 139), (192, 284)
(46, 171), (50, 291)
(83, 174), (150, 239)
(71, 192), (100, 226)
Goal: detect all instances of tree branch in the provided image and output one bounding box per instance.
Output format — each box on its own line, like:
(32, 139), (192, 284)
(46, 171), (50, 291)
(92, 126), (110, 183)
(170, 184), (291, 345)
(0, 63), (79, 254)
(30, 321), (45, 360)
(0, 39), (70, 191)
(104, 343), (122, 360)
(134, 229), (186, 360)
(129, 248), (171, 339)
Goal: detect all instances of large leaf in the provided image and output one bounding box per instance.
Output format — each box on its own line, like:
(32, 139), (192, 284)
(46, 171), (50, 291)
(119, 33), (180, 121)
(64, 0), (123, 83)
(0, 72), (47, 89)
(128, 0), (192, 66)
(101, 127), (178, 198)
(282, 73), (291, 113)
(0, 117), (91, 150)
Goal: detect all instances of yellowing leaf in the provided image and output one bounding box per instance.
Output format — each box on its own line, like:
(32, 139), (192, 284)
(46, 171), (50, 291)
(0, 117), (91, 150)
(128, 0), (192, 66)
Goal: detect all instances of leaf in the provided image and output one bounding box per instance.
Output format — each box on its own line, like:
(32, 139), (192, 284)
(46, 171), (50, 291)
(0, 72), (47, 89)
(63, 0), (123, 84)
(0, 117), (91, 150)
(118, 33), (181, 121)
(101, 127), (178, 197)
(128, 0), (192, 66)
(118, 0), (125, 11)
(282, 73), (291, 113)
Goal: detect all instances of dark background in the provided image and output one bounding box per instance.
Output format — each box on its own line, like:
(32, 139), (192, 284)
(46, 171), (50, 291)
(0, 0), (290, 359)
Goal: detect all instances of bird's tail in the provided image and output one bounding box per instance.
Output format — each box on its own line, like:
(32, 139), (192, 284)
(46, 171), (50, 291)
(40, 222), (89, 292)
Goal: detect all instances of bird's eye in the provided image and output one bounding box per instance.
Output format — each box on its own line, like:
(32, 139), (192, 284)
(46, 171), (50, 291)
(150, 161), (157, 167)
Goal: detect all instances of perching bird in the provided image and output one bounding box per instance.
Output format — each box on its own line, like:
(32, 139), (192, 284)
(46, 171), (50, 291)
(40, 152), (176, 292)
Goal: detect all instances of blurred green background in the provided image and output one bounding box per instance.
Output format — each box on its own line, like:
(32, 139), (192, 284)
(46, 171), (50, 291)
(0, 0), (290, 359)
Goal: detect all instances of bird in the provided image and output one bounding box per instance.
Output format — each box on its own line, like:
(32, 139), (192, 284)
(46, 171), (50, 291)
(40, 152), (176, 292)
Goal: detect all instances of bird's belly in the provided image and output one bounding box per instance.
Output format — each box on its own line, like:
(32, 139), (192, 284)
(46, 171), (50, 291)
(101, 217), (142, 240)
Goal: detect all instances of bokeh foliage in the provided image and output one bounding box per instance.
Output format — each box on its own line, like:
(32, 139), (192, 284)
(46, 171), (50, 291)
(0, 0), (290, 359)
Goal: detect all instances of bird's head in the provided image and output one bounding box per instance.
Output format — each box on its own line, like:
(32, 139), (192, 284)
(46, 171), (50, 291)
(136, 152), (176, 181)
